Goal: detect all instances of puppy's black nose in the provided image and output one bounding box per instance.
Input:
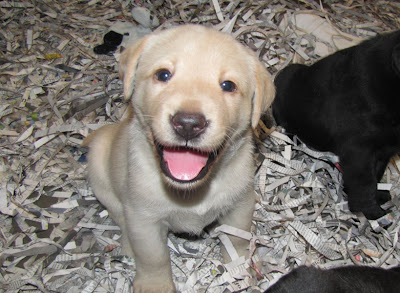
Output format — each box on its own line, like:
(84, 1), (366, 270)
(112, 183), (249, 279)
(171, 112), (207, 140)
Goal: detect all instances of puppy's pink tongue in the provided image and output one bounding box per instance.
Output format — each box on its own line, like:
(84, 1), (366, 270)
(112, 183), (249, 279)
(163, 148), (209, 181)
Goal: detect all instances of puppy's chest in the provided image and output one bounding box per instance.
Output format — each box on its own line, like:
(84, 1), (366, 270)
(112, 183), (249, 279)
(165, 204), (227, 234)
(160, 190), (237, 234)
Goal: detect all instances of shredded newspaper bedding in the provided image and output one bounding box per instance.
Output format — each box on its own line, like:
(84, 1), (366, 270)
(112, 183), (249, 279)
(1, 1), (400, 292)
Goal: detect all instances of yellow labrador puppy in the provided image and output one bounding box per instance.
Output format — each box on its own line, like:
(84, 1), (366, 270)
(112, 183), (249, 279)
(84, 25), (275, 292)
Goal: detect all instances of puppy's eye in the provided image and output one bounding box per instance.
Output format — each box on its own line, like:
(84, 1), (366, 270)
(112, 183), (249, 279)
(155, 69), (172, 82)
(220, 80), (236, 92)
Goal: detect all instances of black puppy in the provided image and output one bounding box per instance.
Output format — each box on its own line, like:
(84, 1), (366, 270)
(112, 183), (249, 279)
(265, 265), (400, 293)
(272, 30), (400, 219)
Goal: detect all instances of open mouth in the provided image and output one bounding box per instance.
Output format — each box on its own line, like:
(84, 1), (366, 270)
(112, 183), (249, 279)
(156, 143), (219, 183)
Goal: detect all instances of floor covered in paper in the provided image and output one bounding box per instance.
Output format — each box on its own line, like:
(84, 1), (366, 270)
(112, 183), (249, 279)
(1, 1), (400, 292)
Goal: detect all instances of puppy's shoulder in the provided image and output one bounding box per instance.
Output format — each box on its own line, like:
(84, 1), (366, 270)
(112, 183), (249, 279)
(275, 63), (308, 84)
(82, 123), (120, 148)
(82, 106), (134, 148)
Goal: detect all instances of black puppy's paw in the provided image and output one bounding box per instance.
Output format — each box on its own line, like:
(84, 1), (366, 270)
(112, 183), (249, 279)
(358, 190), (391, 219)
(347, 189), (389, 219)
(358, 205), (387, 220)
(376, 190), (391, 205)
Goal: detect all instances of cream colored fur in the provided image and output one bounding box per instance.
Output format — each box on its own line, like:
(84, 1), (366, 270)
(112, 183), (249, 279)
(83, 25), (275, 293)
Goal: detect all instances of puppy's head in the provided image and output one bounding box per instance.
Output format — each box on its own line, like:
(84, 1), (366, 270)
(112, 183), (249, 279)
(119, 25), (275, 189)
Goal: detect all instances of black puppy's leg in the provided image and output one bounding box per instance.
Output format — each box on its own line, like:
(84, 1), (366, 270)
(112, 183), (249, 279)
(376, 191), (391, 206)
(375, 151), (392, 205)
(340, 147), (386, 219)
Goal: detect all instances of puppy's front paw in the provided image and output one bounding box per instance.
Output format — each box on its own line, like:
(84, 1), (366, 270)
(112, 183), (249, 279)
(376, 190), (391, 205)
(349, 193), (388, 220)
(133, 277), (175, 293)
(359, 205), (386, 220)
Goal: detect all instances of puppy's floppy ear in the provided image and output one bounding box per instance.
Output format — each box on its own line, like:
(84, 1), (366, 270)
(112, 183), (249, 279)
(251, 58), (275, 129)
(119, 36), (151, 101)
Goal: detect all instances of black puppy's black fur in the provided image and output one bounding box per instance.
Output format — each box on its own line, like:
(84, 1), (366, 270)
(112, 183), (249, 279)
(272, 30), (400, 219)
(265, 265), (400, 293)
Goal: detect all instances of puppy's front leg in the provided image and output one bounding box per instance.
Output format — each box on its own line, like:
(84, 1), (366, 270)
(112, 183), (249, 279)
(340, 146), (387, 219)
(218, 192), (255, 262)
(126, 218), (175, 293)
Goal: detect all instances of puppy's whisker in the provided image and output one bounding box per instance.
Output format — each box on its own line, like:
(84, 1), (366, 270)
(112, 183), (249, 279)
(223, 127), (241, 148)
(140, 114), (156, 123)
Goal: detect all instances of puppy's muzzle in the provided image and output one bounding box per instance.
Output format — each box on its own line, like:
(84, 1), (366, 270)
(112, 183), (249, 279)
(171, 112), (208, 141)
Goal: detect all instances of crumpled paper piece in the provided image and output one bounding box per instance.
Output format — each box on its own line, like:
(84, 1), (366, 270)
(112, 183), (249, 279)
(280, 12), (365, 57)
